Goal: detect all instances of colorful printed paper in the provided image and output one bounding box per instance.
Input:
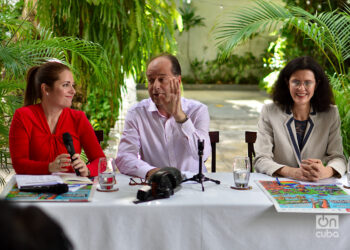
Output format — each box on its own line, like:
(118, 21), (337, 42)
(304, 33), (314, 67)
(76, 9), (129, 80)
(5, 184), (94, 202)
(257, 180), (350, 213)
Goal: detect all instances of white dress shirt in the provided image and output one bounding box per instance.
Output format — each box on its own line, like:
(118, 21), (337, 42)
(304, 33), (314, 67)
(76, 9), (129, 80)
(116, 97), (211, 178)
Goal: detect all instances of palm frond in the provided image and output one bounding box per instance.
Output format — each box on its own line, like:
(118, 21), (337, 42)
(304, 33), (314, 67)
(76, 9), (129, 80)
(215, 0), (291, 58)
(216, 0), (350, 75)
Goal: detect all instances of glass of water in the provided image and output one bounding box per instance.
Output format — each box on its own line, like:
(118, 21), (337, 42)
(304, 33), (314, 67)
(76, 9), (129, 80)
(97, 157), (118, 192)
(232, 156), (251, 189)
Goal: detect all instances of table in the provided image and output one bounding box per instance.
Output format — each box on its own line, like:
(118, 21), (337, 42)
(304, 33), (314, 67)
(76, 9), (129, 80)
(3, 173), (350, 250)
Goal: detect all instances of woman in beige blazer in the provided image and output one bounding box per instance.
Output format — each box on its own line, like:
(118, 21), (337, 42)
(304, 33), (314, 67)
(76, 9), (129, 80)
(254, 56), (346, 181)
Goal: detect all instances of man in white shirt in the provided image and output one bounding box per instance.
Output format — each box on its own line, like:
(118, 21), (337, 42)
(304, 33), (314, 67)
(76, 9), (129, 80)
(116, 54), (211, 179)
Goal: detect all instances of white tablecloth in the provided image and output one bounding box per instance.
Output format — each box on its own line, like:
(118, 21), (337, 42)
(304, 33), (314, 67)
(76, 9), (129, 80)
(3, 173), (350, 250)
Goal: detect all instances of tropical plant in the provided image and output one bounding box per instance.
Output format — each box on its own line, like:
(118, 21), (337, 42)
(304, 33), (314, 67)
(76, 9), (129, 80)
(0, 0), (112, 185)
(179, 3), (205, 81)
(36, 0), (181, 137)
(182, 52), (265, 84)
(260, 0), (349, 92)
(215, 0), (350, 156)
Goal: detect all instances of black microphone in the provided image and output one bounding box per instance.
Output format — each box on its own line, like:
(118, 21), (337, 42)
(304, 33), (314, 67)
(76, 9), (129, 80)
(62, 132), (80, 176)
(20, 184), (69, 194)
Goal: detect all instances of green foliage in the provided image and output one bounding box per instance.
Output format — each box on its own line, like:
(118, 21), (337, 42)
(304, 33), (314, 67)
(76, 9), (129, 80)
(83, 88), (112, 148)
(36, 0), (180, 137)
(182, 52), (265, 84)
(330, 73), (350, 159)
(216, 0), (350, 77)
(0, 1), (113, 185)
(179, 3), (205, 32)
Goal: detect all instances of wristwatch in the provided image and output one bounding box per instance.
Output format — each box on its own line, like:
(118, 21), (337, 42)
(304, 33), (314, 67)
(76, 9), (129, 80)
(177, 114), (188, 124)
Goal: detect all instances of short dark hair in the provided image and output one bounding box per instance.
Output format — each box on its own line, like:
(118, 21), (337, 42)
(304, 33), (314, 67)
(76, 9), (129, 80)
(272, 56), (334, 112)
(24, 62), (70, 106)
(147, 53), (181, 76)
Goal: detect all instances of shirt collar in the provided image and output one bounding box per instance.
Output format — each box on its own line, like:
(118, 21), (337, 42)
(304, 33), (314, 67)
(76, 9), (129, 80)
(147, 98), (168, 118)
(147, 97), (187, 117)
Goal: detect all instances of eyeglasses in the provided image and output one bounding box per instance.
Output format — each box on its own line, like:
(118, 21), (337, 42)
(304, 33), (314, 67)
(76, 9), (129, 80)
(290, 80), (315, 88)
(129, 177), (148, 186)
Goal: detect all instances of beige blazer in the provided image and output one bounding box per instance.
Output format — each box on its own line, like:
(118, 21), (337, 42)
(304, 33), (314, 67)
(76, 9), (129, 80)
(254, 103), (346, 177)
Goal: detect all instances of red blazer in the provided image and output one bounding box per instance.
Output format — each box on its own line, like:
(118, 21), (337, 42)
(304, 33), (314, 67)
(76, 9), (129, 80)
(9, 104), (105, 177)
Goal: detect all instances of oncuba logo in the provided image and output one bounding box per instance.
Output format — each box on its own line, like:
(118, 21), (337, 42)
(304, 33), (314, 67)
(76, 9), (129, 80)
(315, 215), (339, 238)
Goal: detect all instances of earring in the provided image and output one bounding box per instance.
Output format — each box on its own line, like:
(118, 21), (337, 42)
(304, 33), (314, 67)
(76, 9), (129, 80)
(46, 92), (49, 96)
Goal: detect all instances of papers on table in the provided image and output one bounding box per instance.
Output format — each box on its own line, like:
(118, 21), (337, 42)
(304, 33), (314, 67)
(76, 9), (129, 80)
(53, 173), (93, 184)
(15, 173), (92, 193)
(16, 175), (63, 189)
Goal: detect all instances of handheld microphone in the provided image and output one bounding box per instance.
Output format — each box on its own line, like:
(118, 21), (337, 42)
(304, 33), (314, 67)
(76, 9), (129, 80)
(62, 132), (80, 176)
(20, 184), (69, 194)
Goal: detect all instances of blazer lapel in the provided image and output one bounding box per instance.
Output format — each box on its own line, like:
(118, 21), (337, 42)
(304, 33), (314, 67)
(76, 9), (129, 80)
(300, 107), (316, 155)
(285, 116), (301, 165)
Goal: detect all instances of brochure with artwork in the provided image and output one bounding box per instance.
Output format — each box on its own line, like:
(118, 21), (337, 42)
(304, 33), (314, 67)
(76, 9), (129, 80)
(257, 180), (350, 213)
(1, 176), (95, 202)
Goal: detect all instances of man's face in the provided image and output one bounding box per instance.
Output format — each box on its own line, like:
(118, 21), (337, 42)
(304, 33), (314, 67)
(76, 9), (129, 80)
(146, 57), (180, 107)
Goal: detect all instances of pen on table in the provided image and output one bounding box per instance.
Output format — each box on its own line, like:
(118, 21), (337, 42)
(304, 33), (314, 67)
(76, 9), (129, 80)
(276, 177), (282, 185)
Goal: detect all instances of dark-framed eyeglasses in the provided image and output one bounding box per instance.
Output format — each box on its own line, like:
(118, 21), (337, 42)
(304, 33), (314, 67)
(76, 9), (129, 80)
(129, 177), (148, 186)
(290, 80), (315, 88)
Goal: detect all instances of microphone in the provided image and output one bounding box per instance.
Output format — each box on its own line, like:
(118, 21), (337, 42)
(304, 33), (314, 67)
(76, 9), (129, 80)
(20, 184), (69, 194)
(62, 132), (80, 176)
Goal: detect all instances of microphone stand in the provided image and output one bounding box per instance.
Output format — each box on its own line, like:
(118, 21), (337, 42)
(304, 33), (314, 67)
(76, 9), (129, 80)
(182, 139), (220, 191)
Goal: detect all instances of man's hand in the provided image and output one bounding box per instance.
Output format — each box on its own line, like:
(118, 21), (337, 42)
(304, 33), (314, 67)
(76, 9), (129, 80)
(159, 77), (186, 122)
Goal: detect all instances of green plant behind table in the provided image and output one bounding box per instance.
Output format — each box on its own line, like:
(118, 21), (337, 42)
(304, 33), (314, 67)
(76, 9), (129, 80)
(182, 52), (266, 84)
(0, 1), (113, 185)
(83, 88), (113, 149)
(36, 0), (181, 137)
(330, 74), (350, 159)
(215, 0), (350, 156)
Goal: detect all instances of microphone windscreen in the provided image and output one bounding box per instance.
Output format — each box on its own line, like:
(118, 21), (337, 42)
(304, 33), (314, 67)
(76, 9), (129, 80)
(62, 132), (73, 145)
(62, 132), (79, 176)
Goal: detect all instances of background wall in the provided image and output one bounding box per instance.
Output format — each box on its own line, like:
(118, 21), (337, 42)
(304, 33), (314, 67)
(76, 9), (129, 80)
(176, 0), (283, 76)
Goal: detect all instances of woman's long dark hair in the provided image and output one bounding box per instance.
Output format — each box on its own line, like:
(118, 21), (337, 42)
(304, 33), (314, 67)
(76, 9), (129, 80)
(272, 56), (334, 112)
(24, 62), (70, 106)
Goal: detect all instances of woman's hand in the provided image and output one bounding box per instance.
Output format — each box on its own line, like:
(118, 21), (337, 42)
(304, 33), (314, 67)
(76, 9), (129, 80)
(48, 154), (71, 173)
(276, 166), (308, 181)
(300, 159), (334, 182)
(276, 159), (335, 182)
(71, 154), (90, 177)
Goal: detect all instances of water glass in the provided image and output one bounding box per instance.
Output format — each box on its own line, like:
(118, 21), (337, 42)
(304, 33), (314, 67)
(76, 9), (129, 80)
(98, 157), (117, 191)
(232, 156), (251, 188)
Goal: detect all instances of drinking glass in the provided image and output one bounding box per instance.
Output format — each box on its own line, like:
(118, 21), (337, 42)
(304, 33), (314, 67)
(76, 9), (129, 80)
(232, 156), (251, 188)
(98, 157), (117, 192)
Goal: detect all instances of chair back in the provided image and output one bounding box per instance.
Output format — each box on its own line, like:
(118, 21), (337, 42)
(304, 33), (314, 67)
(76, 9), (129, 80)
(245, 131), (257, 172)
(209, 131), (219, 172)
(94, 130), (104, 144)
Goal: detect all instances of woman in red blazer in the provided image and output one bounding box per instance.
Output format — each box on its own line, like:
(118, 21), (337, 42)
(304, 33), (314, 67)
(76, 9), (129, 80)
(9, 62), (105, 177)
